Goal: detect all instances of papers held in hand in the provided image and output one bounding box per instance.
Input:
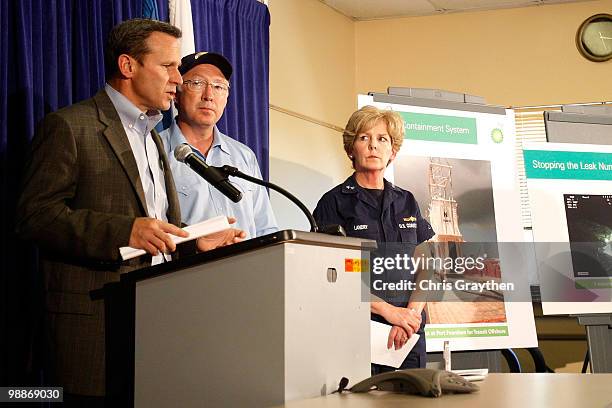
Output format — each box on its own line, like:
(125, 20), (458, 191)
(119, 215), (230, 261)
(371, 320), (420, 368)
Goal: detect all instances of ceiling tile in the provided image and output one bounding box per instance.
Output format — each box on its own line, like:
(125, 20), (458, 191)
(430, 0), (537, 13)
(322, 0), (437, 20)
(321, 0), (593, 20)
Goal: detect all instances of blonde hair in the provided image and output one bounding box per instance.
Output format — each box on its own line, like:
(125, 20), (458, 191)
(342, 106), (404, 159)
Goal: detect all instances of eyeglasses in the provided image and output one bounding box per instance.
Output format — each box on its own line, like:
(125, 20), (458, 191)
(181, 80), (230, 96)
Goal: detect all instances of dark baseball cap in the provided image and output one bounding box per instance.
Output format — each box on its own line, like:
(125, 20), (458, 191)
(179, 52), (233, 80)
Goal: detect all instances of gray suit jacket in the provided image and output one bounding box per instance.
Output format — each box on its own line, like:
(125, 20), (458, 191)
(16, 90), (181, 396)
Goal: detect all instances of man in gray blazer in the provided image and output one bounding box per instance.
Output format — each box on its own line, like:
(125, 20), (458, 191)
(16, 19), (244, 403)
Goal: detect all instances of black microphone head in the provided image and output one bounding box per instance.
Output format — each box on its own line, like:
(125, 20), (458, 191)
(174, 144), (193, 163)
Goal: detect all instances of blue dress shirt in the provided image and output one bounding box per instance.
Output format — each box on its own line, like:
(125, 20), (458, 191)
(105, 84), (168, 265)
(160, 121), (278, 239)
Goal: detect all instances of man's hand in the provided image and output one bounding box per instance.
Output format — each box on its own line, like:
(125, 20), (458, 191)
(387, 325), (411, 350)
(196, 217), (246, 251)
(379, 304), (422, 336)
(129, 217), (189, 256)
(196, 228), (246, 251)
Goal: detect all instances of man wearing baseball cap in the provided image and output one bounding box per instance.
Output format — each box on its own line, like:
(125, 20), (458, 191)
(161, 52), (278, 238)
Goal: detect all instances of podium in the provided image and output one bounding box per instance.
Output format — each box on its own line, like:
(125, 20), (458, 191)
(92, 230), (371, 407)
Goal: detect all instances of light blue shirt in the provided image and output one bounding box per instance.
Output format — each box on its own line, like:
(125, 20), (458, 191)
(105, 84), (168, 264)
(160, 121), (278, 239)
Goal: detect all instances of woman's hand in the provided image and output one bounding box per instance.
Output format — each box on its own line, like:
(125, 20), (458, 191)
(376, 303), (422, 336)
(387, 325), (410, 350)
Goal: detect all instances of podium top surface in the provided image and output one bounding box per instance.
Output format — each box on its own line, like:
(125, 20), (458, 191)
(96, 230), (374, 292)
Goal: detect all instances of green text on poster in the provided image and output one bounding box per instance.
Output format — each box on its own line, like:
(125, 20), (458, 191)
(425, 326), (509, 339)
(400, 112), (477, 144)
(523, 150), (612, 180)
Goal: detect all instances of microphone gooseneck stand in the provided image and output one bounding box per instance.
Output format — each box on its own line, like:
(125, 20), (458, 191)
(218, 165), (319, 233)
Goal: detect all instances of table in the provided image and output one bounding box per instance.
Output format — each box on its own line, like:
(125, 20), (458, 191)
(276, 374), (612, 407)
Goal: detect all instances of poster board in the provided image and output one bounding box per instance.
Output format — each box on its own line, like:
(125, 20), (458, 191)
(359, 94), (537, 352)
(544, 110), (612, 146)
(524, 142), (612, 315)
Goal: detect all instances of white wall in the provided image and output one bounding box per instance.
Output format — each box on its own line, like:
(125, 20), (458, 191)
(355, 0), (612, 106)
(268, 0), (612, 230)
(268, 0), (355, 230)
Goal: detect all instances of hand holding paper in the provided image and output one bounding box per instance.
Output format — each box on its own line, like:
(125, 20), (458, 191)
(128, 217), (188, 256)
(121, 215), (234, 261)
(371, 320), (420, 368)
(387, 325), (410, 350)
(196, 217), (246, 251)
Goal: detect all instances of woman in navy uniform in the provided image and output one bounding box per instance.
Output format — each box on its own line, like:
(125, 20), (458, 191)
(313, 106), (435, 374)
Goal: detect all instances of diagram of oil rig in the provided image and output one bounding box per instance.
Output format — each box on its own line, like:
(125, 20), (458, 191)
(427, 158), (502, 280)
(428, 158), (464, 243)
(427, 158), (463, 280)
(424, 158), (505, 323)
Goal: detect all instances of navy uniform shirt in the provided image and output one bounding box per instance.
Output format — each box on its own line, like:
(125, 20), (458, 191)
(313, 173), (435, 306)
(314, 173), (434, 247)
(314, 173), (435, 368)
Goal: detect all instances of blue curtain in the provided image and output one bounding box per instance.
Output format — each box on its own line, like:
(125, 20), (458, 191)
(0, 0), (170, 386)
(1, 0), (269, 386)
(191, 0), (270, 180)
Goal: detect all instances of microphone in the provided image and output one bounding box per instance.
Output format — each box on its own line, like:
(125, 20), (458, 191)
(174, 144), (242, 203)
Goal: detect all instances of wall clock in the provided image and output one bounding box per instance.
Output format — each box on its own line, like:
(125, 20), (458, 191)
(576, 14), (612, 62)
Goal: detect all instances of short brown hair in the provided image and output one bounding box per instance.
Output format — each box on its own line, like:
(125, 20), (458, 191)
(104, 19), (182, 80)
(343, 106), (404, 159)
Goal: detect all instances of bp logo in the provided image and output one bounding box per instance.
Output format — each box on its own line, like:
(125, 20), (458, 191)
(490, 128), (504, 143)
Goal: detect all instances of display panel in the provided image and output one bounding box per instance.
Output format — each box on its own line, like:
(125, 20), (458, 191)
(360, 94), (537, 352)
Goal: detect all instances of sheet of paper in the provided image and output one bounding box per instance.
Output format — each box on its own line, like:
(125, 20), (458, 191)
(370, 320), (420, 368)
(119, 215), (230, 261)
(452, 368), (489, 376)
(452, 368), (489, 381)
